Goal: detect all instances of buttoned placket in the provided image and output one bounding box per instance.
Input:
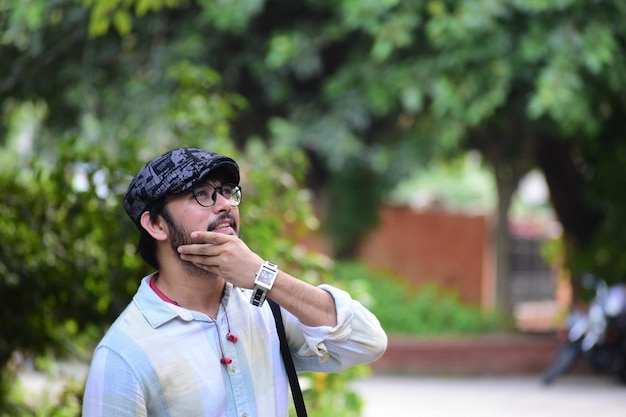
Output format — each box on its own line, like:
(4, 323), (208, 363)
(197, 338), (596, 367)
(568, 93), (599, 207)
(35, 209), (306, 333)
(216, 303), (253, 417)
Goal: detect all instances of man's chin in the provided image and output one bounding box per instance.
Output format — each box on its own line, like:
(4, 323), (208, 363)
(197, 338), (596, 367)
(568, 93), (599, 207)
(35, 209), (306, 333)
(179, 258), (218, 279)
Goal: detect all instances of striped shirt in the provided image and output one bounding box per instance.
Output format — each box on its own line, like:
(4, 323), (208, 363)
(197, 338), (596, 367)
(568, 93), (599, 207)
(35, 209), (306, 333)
(82, 275), (387, 417)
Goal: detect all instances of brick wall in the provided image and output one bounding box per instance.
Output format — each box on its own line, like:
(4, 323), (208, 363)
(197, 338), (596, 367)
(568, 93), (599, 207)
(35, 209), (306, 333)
(356, 205), (495, 309)
(370, 334), (584, 376)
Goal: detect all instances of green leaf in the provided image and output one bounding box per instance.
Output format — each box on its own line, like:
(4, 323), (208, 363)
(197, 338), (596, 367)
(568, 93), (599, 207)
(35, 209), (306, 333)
(113, 9), (132, 35)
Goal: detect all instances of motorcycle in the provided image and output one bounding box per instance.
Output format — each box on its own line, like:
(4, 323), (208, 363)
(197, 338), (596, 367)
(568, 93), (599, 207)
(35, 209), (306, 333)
(542, 274), (626, 385)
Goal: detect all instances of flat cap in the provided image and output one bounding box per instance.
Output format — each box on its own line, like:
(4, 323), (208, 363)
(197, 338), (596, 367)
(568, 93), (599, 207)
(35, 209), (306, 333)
(123, 147), (239, 228)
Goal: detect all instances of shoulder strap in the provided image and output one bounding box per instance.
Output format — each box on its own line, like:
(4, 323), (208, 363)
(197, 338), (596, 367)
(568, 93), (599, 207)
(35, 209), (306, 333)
(268, 299), (308, 417)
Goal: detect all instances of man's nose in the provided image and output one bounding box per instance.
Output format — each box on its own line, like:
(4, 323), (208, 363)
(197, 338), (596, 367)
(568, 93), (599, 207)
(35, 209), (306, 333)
(213, 191), (232, 212)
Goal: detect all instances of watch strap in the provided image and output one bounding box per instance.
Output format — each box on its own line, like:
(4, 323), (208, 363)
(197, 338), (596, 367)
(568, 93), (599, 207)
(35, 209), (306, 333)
(250, 261), (278, 307)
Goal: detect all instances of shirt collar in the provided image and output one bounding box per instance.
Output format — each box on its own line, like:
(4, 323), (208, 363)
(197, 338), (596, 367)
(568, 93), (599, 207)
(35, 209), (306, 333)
(134, 274), (234, 328)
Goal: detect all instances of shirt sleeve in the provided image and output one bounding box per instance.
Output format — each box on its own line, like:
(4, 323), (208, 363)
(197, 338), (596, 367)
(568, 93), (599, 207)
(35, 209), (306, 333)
(282, 284), (387, 372)
(82, 347), (147, 417)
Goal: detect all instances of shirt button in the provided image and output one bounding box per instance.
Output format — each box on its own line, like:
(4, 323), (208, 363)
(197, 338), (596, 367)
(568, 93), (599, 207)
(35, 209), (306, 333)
(242, 413), (247, 417)
(230, 365), (237, 373)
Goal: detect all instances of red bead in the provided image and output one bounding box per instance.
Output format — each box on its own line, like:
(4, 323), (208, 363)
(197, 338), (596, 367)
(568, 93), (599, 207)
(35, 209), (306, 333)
(220, 357), (233, 365)
(226, 333), (238, 343)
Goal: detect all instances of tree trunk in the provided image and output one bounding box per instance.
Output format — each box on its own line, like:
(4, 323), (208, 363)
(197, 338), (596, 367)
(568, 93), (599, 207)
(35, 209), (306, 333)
(534, 134), (603, 300)
(493, 172), (517, 312)
(469, 100), (537, 314)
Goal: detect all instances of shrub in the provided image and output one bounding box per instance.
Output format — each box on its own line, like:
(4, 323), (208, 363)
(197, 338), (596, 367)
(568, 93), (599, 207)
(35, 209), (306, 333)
(334, 261), (503, 335)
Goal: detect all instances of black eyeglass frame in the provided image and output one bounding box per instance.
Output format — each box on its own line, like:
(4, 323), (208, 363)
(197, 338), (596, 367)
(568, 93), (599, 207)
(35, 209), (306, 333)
(191, 183), (243, 208)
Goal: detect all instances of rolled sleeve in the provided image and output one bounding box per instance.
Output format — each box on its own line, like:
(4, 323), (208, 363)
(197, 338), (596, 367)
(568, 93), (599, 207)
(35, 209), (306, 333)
(285, 284), (387, 372)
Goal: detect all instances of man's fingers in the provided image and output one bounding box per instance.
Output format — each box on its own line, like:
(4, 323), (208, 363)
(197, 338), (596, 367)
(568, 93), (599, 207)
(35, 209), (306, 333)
(190, 231), (231, 243)
(178, 244), (218, 257)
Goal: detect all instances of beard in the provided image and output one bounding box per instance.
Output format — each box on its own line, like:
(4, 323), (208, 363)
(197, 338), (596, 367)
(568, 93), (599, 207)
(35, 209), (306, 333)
(161, 208), (239, 278)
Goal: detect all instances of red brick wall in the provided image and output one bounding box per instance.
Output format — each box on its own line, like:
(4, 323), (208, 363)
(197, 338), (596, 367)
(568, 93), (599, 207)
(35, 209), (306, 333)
(356, 206), (495, 308)
(370, 334), (573, 375)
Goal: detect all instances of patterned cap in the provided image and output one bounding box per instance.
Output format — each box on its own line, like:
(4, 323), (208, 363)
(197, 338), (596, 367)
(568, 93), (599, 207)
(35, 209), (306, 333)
(123, 147), (240, 228)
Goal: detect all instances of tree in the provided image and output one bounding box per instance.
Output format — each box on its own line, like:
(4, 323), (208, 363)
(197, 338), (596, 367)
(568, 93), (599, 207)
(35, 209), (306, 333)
(3, 0), (626, 390)
(146, 0), (625, 310)
(0, 3), (335, 413)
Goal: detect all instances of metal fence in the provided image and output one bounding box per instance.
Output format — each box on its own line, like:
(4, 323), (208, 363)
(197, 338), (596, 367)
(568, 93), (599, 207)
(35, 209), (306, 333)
(509, 237), (555, 304)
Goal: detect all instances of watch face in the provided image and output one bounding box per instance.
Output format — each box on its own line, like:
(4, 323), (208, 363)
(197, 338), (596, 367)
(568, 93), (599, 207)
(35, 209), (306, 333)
(257, 269), (275, 286)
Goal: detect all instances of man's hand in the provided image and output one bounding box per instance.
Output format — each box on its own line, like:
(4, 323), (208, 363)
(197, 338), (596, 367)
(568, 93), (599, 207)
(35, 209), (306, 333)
(177, 231), (264, 289)
(177, 231), (337, 327)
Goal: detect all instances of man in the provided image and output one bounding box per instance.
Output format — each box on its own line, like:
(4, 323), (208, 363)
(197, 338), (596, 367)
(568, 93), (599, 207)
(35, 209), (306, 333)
(82, 147), (387, 417)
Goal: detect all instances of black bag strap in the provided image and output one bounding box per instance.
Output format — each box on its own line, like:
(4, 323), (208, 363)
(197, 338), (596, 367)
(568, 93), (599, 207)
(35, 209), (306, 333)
(268, 299), (308, 417)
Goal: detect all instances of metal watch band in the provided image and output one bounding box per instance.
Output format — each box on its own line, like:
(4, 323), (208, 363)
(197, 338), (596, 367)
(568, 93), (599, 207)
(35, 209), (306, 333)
(250, 261), (278, 307)
(250, 286), (268, 307)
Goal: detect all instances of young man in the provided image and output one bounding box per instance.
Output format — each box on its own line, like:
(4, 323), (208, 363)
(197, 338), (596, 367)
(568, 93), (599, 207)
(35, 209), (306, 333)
(82, 147), (387, 417)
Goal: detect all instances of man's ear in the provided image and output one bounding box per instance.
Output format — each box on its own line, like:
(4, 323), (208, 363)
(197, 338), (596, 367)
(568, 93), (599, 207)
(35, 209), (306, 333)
(139, 211), (168, 241)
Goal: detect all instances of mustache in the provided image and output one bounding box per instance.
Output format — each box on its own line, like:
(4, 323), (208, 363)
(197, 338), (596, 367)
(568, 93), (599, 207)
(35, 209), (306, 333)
(207, 214), (237, 232)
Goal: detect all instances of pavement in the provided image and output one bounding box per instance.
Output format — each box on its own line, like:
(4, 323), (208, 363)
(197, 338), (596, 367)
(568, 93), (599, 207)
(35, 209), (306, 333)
(17, 361), (626, 417)
(352, 373), (626, 417)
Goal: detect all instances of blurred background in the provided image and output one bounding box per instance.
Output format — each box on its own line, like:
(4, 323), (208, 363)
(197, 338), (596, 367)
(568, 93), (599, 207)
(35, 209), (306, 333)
(2, 0), (626, 415)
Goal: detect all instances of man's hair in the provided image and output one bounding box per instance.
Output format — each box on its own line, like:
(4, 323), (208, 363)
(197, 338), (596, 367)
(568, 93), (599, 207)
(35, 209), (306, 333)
(137, 198), (167, 270)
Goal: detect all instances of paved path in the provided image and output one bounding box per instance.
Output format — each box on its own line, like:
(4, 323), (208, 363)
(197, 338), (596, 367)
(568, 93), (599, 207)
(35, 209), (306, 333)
(20, 364), (626, 416)
(352, 374), (626, 417)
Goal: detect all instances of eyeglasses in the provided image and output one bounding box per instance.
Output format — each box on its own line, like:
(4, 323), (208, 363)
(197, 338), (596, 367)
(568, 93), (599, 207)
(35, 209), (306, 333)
(191, 183), (242, 208)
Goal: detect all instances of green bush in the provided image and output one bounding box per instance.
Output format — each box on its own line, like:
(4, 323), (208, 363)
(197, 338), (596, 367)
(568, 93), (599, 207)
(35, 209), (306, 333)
(334, 261), (503, 336)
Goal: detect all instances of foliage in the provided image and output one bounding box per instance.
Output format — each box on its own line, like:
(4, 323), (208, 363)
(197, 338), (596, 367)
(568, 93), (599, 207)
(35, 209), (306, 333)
(0, 143), (138, 413)
(0, 138), (147, 364)
(0, 136), (354, 415)
(5, 370), (83, 417)
(335, 262), (503, 335)
(563, 129), (626, 285)
(0, 23), (359, 414)
(322, 158), (391, 258)
(70, 0), (626, 288)
(299, 365), (371, 417)
(390, 152), (496, 213)
(5, 0), (626, 280)
(3, 0), (626, 411)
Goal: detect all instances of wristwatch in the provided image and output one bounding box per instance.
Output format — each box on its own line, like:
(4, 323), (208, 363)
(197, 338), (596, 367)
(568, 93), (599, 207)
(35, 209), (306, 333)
(250, 261), (278, 307)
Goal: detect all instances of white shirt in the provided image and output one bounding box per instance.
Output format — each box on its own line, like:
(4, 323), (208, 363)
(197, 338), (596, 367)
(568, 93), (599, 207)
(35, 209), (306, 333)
(82, 275), (387, 417)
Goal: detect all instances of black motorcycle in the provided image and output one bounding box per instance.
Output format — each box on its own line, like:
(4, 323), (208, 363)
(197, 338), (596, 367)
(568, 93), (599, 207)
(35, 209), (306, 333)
(542, 275), (626, 385)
